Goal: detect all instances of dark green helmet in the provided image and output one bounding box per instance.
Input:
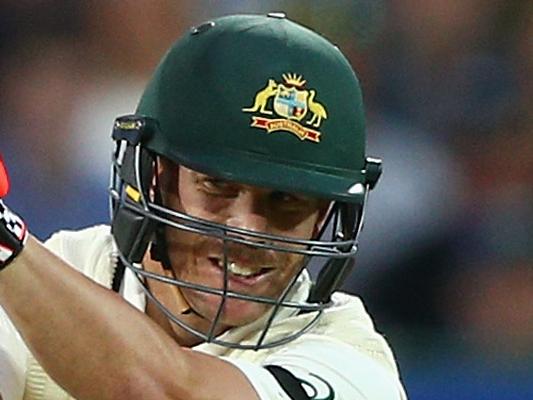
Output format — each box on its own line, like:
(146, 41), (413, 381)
(137, 14), (380, 203)
(110, 14), (381, 350)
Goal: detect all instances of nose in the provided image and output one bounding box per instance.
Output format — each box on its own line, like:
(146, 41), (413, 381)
(225, 191), (269, 234)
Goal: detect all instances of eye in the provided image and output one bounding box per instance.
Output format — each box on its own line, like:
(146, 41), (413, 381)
(270, 191), (303, 205)
(200, 177), (238, 197)
(204, 177), (228, 189)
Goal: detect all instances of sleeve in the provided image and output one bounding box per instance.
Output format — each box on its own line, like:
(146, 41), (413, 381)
(43, 225), (116, 287)
(0, 230), (66, 400)
(0, 306), (28, 400)
(223, 358), (309, 400)
(224, 338), (407, 400)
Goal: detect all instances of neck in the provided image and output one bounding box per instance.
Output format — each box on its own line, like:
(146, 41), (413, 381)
(145, 298), (203, 347)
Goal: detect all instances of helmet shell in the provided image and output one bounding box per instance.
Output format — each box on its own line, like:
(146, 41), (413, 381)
(137, 14), (369, 203)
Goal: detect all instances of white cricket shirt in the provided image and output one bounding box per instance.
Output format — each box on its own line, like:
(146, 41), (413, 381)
(0, 225), (407, 399)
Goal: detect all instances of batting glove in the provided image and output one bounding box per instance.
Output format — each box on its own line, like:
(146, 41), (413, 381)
(0, 156), (28, 271)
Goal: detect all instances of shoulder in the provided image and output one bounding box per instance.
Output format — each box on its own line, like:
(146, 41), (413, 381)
(225, 292), (407, 399)
(44, 225), (117, 287)
(228, 334), (406, 400)
(267, 335), (406, 399)
(313, 292), (402, 373)
(322, 291), (372, 324)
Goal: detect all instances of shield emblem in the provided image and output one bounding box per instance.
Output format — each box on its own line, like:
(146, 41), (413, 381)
(273, 85), (308, 121)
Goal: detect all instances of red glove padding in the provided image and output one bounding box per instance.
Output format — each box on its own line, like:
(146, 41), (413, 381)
(0, 155), (9, 197)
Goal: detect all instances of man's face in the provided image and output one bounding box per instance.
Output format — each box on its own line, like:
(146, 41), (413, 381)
(158, 161), (329, 330)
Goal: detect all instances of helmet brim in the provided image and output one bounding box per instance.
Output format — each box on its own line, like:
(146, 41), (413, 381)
(163, 146), (367, 204)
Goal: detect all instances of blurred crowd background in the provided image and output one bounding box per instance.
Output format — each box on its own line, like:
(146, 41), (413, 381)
(1, 1), (531, 398)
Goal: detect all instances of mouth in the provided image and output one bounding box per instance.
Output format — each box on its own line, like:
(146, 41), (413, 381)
(208, 257), (275, 280)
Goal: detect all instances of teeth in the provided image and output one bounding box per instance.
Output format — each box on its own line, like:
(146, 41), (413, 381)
(216, 259), (263, 277)
(228, 262), (258, 277)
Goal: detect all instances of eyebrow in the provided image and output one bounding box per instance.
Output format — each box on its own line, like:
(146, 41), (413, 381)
(194, 171), (323, 203)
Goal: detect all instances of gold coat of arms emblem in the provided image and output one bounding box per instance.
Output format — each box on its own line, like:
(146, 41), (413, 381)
(242, 73), (327, 142)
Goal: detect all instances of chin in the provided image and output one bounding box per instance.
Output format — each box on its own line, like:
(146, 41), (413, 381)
(184, 289), (271, 328)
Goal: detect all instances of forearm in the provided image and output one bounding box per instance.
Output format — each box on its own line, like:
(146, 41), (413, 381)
(0, 236), (188, 399)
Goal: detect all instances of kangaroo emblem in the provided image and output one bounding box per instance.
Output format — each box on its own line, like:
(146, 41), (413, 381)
(306, 90), (328, 127)
(242, 73), (327, 143)
(242, 79), (278, 115)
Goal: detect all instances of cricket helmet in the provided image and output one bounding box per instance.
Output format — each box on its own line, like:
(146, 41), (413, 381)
(110, 14), (381, 349)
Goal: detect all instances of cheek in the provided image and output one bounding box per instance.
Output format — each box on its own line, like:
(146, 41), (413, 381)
(275, 211), (321, 245)
(164, 228), (202, 276)
(297, 217), (319, 238)
(269, 253), (307, 291)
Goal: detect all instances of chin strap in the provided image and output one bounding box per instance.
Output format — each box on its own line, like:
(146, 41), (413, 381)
(149, 224), (193, 314)
(149, 207), (173, 272)
(160, 268), (193, 314)
(0, 199), (28, 271)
